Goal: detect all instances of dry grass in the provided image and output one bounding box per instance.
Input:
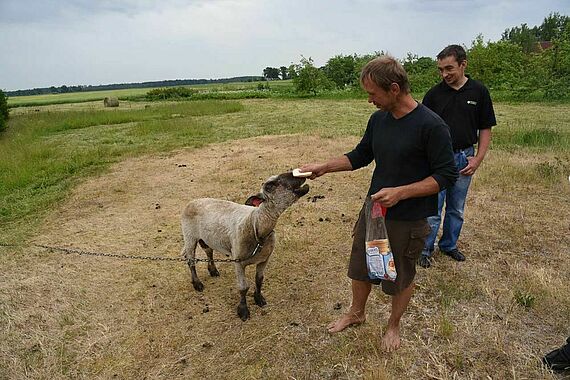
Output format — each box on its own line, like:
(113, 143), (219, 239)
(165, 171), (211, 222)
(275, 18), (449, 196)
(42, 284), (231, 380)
(1, 131), (569, 378)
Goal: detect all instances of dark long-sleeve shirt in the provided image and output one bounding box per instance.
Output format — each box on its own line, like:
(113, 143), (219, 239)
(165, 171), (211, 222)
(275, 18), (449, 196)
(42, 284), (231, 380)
(345, 103), (458, 220)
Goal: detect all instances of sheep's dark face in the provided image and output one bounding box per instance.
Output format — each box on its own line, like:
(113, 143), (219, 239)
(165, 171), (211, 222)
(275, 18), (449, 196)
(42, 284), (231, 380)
(245, 172), (310, 208)
(263, 172), (310, 200)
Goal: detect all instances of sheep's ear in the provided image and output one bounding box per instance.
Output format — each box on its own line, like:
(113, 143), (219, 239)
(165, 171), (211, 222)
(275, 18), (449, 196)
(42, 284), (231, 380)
(245, 193), (265, 207)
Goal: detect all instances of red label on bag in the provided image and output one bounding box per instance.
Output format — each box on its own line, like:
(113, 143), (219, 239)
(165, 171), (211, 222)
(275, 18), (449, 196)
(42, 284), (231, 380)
(371, 202), (387, 218)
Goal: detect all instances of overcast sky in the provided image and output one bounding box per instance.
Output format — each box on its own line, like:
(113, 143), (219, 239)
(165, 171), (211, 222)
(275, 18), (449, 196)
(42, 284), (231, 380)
(1, 0), (568, 91)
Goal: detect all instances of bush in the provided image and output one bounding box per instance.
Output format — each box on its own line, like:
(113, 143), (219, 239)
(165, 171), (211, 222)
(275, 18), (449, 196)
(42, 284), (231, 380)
(146, 87), (195, 101)
(468, 24), (570, 101)
(323, 54), (358, 89)
(257, 82), (271, 91)
(291, 57), (334, 96)
(0, 90), (8, 132)
(403, 54), (440, 93)
(468, 36), (526, 91)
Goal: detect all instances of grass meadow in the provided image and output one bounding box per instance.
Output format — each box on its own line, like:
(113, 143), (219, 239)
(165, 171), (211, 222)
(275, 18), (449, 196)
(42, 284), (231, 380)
(6, 87), (153, 107)
(0, 96), (569, 379)
(6, 80), (297, 107)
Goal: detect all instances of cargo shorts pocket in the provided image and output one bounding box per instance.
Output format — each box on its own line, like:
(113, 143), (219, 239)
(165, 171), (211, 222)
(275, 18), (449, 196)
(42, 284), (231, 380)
(405, 223), (430, 259)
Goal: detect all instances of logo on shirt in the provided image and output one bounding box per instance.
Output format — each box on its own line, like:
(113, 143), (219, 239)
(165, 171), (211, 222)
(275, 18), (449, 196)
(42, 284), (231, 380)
(467, 100), (477, 106)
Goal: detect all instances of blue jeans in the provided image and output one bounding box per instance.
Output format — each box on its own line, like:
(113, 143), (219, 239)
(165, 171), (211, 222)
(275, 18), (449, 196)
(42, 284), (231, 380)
(422, 146), (474, 257)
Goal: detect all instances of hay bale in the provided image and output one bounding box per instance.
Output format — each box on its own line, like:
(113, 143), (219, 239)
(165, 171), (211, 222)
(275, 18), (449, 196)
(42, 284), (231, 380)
(103, 97), (119, 107)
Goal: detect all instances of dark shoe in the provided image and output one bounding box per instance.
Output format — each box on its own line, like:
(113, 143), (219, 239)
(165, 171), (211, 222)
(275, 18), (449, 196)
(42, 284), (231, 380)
(543, 346), (570, 371)
(418, 255), (432, 268)
(441, 248), (465, 261)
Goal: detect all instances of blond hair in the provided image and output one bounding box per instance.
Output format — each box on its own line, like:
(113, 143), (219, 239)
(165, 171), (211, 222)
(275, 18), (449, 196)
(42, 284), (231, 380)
(360, 55), (410, 94)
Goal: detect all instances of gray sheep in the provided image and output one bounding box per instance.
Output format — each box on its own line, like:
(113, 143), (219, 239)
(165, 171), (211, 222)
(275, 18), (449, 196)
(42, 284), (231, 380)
(180, 172), (310, 320)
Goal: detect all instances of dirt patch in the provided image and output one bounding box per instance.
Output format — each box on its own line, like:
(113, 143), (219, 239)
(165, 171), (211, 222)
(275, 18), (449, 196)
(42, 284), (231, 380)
(33, 134), (369, 254)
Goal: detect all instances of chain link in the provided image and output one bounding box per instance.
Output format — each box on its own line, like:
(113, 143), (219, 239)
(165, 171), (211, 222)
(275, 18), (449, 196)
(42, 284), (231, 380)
(0, 242), (244, 264)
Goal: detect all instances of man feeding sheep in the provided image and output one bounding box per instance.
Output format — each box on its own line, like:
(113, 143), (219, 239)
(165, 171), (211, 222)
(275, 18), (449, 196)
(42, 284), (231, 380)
(298, 55), (458, 351)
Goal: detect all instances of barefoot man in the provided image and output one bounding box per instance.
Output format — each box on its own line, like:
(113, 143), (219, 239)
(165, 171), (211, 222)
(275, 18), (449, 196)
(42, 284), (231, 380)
(299, 55), (458, 351)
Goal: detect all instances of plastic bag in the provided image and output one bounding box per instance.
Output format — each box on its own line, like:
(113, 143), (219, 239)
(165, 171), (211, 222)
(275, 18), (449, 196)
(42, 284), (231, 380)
(364, 197), (397, 282)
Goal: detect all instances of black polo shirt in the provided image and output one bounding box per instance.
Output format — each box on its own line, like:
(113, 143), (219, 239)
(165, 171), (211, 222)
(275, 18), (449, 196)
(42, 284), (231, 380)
(422, 77), (496, 150)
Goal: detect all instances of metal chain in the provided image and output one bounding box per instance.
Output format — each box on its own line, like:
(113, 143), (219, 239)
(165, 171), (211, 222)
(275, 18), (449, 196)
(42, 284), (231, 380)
(0, 242), (244, 264)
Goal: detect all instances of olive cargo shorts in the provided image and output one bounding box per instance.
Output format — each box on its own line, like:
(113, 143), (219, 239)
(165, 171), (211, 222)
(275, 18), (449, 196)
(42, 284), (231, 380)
(348, 203), (430, 295)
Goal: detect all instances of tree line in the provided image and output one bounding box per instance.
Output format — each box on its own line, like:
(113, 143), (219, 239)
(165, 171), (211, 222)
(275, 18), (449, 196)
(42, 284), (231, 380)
(263, 12), (569, 100)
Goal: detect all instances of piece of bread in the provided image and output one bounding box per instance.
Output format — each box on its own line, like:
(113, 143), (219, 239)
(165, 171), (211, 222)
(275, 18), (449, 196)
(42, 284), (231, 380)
(292, 168), (312, 178)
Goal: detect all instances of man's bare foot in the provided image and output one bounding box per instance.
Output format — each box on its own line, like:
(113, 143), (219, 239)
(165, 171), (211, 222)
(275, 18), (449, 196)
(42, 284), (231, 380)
(381, 326), (401, 351)
(327, 312), (365, 333)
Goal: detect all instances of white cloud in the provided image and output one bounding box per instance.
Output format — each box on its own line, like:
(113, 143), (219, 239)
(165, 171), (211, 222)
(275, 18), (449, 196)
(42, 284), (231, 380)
(0, 0), (568, 90)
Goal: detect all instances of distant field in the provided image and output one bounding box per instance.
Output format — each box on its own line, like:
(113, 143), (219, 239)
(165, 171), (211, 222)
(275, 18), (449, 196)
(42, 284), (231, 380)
(6, 80), (296, 107)
(6, 87), (152, 106)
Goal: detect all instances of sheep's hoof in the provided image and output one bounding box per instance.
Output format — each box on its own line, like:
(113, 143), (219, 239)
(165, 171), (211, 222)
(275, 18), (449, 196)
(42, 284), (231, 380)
(237, 304), (250, 321)
(208, 268), (220, 277)
(192, 281), (204, 292)
(254, 292), (267, 307)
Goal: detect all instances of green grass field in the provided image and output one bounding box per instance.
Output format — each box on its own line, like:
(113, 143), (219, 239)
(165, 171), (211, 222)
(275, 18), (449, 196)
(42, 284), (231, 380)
(6, 87), (154, 107)
(6, 80), (298, 107)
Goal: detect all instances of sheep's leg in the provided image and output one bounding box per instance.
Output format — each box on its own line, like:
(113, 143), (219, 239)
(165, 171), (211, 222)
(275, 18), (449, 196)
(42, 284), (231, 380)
(234, 263), (250, 321)
(254, 260), (269, 307)
(181, 237), (203, 291)
(198, 240), (219, 277)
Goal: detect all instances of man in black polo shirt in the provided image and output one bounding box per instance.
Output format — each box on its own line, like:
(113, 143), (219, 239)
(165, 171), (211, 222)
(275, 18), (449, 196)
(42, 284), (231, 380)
(298, 56), (457, 351)
(418, 44), (496, 269)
